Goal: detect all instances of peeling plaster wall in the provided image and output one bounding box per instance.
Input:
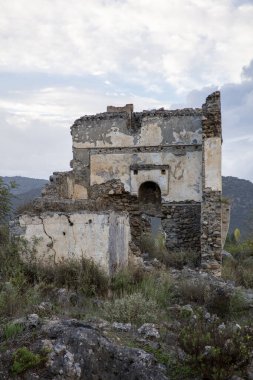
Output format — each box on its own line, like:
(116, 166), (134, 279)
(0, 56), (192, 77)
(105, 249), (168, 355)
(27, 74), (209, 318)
(32, 91), (224, 276)
(90, 151), (202, 202)
(14, 212), (130, 275)
(72, 114), (202, 149)
(204, 137), (222, 191)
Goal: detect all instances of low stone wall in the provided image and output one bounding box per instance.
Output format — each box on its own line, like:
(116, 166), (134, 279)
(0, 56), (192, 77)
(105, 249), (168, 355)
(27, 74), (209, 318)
(11, 211), (130, 275)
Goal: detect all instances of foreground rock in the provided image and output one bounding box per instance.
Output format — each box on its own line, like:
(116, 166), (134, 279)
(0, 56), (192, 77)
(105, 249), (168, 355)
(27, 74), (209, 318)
(0, 318), (168, 380)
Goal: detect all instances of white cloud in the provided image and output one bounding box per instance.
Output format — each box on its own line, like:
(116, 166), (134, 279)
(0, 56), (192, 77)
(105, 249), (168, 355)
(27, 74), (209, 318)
(186, 60), (253, 182)
(0, 0), (253, 181)
(0, 0), (253, 93)
(0, 85), (164, 178)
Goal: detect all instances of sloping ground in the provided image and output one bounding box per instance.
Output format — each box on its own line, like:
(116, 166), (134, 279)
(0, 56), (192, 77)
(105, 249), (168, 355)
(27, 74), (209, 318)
(222, 176), (253, 239)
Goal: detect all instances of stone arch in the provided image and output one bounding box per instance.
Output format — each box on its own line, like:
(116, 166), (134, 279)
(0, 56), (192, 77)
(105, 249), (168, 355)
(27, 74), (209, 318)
(138, 181), (161, 205)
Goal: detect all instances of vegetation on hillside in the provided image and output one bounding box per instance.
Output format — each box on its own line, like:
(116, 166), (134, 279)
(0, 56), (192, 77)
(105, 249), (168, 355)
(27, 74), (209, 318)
(1, 176), (253, 379)
(223, 228), (253, 288)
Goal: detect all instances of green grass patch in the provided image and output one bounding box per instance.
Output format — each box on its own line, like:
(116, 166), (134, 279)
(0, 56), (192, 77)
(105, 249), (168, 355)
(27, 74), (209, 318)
(12, 347), (45, 374)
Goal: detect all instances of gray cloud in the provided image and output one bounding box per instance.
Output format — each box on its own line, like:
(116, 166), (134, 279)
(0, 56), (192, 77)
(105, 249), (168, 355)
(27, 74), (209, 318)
(186, 61), (253, 182)
(0, 85), (163, 178)
(0, 1), (253, 182)
(0, 0), (253, 93)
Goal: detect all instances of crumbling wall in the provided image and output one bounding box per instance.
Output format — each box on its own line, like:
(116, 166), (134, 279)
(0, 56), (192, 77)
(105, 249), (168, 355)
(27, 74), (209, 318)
(201, 92), (222, 275)
(25, 91), (225, 276)
(221, 202), (231, 248)
(11, 211), (130, 275)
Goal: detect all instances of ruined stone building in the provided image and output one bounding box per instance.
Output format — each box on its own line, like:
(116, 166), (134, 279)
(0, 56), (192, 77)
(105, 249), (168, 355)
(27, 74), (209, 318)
(12, 91), (228, 275)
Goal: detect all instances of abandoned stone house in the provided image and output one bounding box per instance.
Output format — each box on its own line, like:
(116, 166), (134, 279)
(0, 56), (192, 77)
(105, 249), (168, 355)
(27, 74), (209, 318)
(12, 91), (229, 275)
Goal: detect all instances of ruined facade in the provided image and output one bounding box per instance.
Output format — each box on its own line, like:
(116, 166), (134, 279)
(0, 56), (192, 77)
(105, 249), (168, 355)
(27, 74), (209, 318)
(12, 91), (226, 275)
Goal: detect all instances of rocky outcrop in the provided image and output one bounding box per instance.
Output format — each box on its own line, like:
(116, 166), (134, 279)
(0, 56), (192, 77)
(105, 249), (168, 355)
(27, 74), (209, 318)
(0, 318), (168, 380)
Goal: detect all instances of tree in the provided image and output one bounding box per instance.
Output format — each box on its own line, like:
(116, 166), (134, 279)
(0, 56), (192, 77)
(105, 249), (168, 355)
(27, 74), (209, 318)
(0, 176), (15, 224)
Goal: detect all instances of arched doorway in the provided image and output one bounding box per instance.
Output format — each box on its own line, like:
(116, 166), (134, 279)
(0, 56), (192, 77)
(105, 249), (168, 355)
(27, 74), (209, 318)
(138, 181), (161, 206)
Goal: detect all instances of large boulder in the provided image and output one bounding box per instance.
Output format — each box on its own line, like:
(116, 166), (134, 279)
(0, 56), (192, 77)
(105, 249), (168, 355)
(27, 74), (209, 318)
(0, 318), (168, 380)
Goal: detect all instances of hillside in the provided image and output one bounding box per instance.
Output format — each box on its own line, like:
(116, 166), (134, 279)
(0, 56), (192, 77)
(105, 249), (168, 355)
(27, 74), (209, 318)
(2, 176), (48, 214)
(222, 176), (253, 240)
(3, 176), (48, 195)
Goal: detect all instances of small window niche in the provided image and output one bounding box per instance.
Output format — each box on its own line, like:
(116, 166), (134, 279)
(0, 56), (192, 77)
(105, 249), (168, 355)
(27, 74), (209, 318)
(161, 169), (166, 175)
(134, 170), (138, 175)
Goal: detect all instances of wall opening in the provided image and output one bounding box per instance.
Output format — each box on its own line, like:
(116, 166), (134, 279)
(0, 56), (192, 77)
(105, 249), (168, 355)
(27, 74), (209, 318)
(138, 181), (161, 206)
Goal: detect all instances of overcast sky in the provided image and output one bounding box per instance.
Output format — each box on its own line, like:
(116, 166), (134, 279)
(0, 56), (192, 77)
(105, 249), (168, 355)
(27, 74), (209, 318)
(0, 0), (253, 182)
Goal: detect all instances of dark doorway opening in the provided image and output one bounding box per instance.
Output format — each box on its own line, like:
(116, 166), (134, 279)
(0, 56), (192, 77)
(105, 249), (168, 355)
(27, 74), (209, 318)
(138, 181), (161, 206)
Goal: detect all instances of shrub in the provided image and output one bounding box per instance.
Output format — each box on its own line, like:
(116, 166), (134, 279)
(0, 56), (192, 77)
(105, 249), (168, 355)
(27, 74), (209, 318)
(178, 312), (253, 379)
(3, 323), (24, 340)
(0, 282), (41, 320)
(165, 250), (200, 269)
(224, 239), (253, 261)
(23, 257), (110, 297)
(0, 177), (15, 223)
(175, 279), (208, 305)
(12, 347), (44, 374)
(174, 279), (247, 318)
(110, 266), (145, 296)
(0, 236), (25, 285)
(139, 231), (169, 264)
(102, 292), (159, 325)
(138, 271), (172, 307)
(222, 239), (253, 288)
(111, 268), (172, 307)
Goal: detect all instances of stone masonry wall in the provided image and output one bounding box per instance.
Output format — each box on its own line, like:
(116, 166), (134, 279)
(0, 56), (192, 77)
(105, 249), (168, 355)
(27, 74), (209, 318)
(201, 92), (222, 274)
(28, 92), (225, 275)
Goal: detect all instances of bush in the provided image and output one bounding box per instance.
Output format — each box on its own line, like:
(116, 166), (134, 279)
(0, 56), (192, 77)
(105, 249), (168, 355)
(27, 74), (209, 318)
(12, 347), (44, 374)
(102, 292), (160, 325)
(139, 231), (169, 264)
(0, 177), (15, 223)
(165, 250), (200, 270)
(2, 323), (24, 340)
(222, 239), (253, 288)
(110, 267), (145, 296)
(178, 311), (253, 379)
(138, 270), (172, 307)
(0, 282), (41, 320)
(139, 232), (200, 269)
(174, 278), (208, 305)
(222, 259), (253, 289)
(111, 268), (172, 307)
(174, 279), (248, 318)
(22, 256), (110, 297)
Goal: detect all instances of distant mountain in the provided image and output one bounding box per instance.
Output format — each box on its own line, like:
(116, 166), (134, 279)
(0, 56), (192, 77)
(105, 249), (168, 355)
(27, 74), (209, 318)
(3, 176), (48, 195)
(222, 176), (253, 240)
(2, 176), (48, 214)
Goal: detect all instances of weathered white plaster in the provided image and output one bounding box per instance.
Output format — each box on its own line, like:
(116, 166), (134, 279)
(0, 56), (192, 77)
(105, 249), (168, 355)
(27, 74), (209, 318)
(17, 212), (130, 274)
(138, 123), (162, 146)
(204, 137), (222, 191)
(73, 127), (134, 149)
(130, 168), (169, 195)
(90, 151), (202, 202)
(73, 116), (202, 149)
